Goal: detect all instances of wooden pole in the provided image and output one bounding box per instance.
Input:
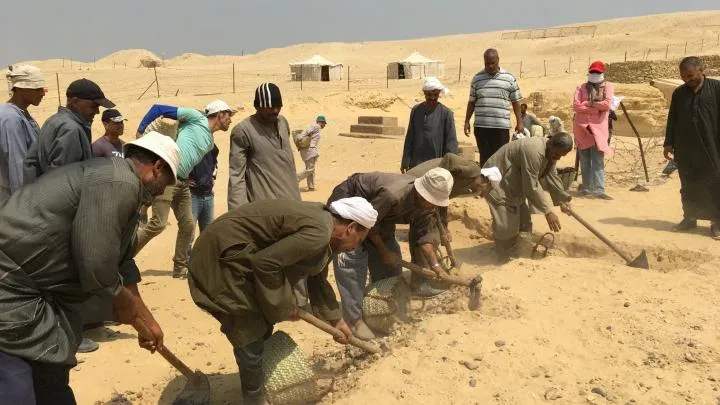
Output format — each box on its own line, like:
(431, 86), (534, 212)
(347, 65), (350, 91)
(175, 89), (180, 96)
(567, 56), (571, 72)
(153, 67), (160, 98)
(386, 65), (389, 89)
(543, 60), (547, 77)
(458, 57), (462, 82)
(137, 79), (157, 101)
(300, 65), (303, 91)
(519, 60), (523, 78)
(62, 59), (64, 68)
(624, 51), (627, 62)
(232, 63), (236, 93)
(684, 41), (688, 55)
(665, 44), (669, 59)
(55, 73), (61, 107)
(619, 102), (650, 183)
(93, 57), (96, 68)
(645, 49), (650, 61)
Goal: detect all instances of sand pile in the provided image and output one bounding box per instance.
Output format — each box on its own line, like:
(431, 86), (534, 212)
(96, 49), (161, 68)
(344, 91), (399, 110)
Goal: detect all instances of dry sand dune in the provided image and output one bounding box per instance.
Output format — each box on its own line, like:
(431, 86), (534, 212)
(8, 9), (720, 405)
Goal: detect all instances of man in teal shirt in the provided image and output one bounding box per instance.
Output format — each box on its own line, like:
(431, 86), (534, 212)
(135, 100), (235, 278)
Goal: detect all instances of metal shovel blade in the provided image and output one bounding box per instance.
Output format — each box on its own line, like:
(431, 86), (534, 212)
(628, 250), (650, 270)
(171, 371), (211, 405)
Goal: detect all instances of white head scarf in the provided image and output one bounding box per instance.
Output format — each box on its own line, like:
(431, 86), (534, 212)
(329, 197), (378, 229)
(480, 167), (502, 183)
(422, 77), (449, 96)
(588, 73), (605, 84)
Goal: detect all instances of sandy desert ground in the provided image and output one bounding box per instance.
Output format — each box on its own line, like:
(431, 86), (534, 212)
(9, 9), (720, 405)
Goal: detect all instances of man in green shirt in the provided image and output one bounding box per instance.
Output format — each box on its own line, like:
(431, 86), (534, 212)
(188, 197), (377, 405)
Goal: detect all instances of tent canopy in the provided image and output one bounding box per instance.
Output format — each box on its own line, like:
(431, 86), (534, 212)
(396, 51), (441, 64)
(290, 54), (342, 67)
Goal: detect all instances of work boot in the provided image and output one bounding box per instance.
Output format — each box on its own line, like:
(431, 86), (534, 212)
(711, 222), (720, 240)
(351, 319), (376, 341)
(672, 218), (697, 232)
(411, 280), (446, 298)
(77, 337), (99, 353)
(242, 388), (267, 405)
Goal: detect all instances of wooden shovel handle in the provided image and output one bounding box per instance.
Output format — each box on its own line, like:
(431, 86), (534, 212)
(298, 310), (381, 354)
(132, 318), (195, 379)
(400, 260), (471, 287)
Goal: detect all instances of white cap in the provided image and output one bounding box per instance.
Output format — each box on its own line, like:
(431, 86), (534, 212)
(422, 76), (449, 96)
(6, 65), (46, 91)
(205, 100), (236, 116)
(480, 167), (502, 183)
(414, 167), (454, 207)
(126, 131), (181, 179)
(329, 197), (378, 229)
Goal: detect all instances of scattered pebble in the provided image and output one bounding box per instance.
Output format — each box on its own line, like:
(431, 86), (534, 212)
(469, 378), (477, 387)
(401, 369), (411, 375)
(544, 388), (561, 400)
(624, 302), (631, 308)
(459, 360), (479, 370)
(494, 340), (506, 348)
(206, 361), (212, 366)
(545, 372), (553, 379)
(473, 354), (484, 362)
(136, 393), (143, 399)
(591, 387), (607, 398)
(531, 371), (540, 378)
(445, 329), (451, 335)
(684, 352), (697, 363)
(606, 325), (613, 331)
(219, 363), (225, 370)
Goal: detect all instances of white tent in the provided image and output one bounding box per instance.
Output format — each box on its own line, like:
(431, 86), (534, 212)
(290, 55), (344, 81)
(387, 51), (445, 80)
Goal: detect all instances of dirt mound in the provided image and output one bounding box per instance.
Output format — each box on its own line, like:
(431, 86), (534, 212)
(606, 55), (720, 84)
(96, 49), (161, 67)
(344, 91), (398, 110)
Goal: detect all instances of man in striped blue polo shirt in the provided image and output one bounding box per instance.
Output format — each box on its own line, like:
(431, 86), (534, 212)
(464, 48), (524, 166)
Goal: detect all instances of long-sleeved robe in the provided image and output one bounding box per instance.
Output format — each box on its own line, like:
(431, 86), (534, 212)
(0, 158), (147, 365)
(227, 115), (300, 209)
(0, 103), (40, 202)
(484, 137), (570, 213)
(664, 77), (720, 221)
(401, 103), (458, 170)
(188, 200), (340, 347)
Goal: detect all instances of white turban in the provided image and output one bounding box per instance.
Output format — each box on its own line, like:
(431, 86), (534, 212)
(329, 197), (378, 229)
(480, 167), (502, 183)
(422, 77), (449, 96)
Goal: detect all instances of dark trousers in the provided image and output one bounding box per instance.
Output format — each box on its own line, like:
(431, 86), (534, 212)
(0, 351), (76, 405)
(474, 126), (510, 166)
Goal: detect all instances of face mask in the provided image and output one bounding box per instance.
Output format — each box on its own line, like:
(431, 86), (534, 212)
(588, 73), (604, 84)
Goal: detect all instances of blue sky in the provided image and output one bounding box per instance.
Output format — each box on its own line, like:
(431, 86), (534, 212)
(1, 0), (717, 65)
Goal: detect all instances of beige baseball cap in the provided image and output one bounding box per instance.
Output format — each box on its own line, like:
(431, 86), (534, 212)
(6, 64), (47, 90)
(414, 167), (454, 207)
(126, 131), (180, 179)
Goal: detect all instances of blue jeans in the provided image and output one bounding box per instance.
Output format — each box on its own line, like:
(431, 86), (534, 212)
(578, 146), (605, 195)
(0, 351), (76, 405)
(188, 194), (214, 263)
(191, 194), (214, 232)
(333, 232), (402, 323)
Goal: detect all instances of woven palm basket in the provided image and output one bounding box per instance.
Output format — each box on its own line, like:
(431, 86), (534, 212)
(362, 276), (410, 333)
(556, 167), (576, 191)
(262, 331), (318, 405)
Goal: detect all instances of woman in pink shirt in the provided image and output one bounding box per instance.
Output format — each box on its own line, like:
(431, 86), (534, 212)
(573, 61), (614, 200)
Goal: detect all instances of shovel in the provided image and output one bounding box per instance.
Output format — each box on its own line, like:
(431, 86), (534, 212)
(400, 260), (482, 310)
(434, 211), (460, 270)
(298, 309), (382, 354)
(133, 320), (211, 405)
(566, 207), (649, 269)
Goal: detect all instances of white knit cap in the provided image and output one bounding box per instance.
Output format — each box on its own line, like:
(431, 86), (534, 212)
(126, 131), (181, 179)
(480, 167), (502, 183)
(6, 65), (46, 91)
(329, 197), (378, 229)
(422, 77), (449, 96)
(414, 167), (454, 207)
